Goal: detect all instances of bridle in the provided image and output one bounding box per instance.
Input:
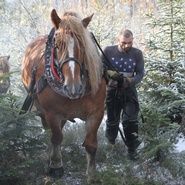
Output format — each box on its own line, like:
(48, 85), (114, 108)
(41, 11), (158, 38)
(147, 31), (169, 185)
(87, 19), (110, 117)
(52, 28), (85, 83)
(44, 27), (87, 96)
(59, 56), (85, 84)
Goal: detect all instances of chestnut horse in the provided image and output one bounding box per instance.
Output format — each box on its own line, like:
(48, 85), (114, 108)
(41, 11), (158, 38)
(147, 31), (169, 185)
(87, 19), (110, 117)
(0, 55), (10, 94)
(21, 9), (106, 180)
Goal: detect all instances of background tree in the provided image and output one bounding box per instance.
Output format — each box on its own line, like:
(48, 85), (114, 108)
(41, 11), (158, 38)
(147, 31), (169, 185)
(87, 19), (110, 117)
(141, 0), (185, 124)
(137, 0), (185, 176)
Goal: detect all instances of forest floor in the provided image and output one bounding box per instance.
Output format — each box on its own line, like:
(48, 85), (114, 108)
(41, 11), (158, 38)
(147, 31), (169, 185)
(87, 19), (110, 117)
(29, 118), (185, 185)
(1, 117), (185, 185)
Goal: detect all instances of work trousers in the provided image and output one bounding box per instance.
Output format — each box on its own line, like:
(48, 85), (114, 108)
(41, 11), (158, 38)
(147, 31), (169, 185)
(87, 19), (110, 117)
(105, 86), (140, 150)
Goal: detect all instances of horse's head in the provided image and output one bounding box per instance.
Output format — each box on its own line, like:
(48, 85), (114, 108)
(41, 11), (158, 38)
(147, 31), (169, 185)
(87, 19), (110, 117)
(0, 55), (10, 94)
(50, 9), (94, 99)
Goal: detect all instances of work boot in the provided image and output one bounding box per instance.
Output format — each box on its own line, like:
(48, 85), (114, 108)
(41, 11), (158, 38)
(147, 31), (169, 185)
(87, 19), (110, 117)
(105, 134), (115, 145)
(108, 138), (115, 145)
(126, 140), (141, 161)
(105, 129), (117, 145)
(127, 148), (138, 161)
(134, 139), (141, 149)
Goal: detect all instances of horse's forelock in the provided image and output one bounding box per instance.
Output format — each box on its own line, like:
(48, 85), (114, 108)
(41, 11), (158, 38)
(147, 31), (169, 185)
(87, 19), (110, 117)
(62, 10), (82, 20)
(58, 11), (102, 94)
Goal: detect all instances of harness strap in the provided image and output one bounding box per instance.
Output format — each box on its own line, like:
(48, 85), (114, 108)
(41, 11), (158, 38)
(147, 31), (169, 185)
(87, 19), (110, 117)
(20, 54), (44, 115)
(35, 75), (47, 94)
(19, 93), (34, 115)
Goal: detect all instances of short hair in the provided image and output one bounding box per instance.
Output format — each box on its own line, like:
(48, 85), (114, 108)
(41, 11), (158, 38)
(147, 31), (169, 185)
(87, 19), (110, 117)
(119, 29), (133, 38)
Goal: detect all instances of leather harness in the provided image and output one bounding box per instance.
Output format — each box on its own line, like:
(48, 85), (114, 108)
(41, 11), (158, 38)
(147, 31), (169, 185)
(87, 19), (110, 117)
(20, 28), (103, 114)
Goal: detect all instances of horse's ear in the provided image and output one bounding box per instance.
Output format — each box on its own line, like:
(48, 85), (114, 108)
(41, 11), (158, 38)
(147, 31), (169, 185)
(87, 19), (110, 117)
(82, 13), (94, 28)
(51, 9), (61, 29)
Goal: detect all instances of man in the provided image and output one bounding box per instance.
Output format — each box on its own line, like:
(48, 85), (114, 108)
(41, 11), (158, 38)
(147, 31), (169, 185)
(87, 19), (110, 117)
(102, 29), (144, 160)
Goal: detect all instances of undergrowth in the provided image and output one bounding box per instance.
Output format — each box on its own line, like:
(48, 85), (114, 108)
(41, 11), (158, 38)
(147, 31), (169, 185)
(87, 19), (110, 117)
(0, 95), (185, 185)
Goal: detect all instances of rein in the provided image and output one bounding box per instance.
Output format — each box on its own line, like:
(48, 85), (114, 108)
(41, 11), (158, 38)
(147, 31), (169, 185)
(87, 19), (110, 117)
(91, 32), (145, 146)
(91, 32), (119, 73)
(91, 32), (128, 146)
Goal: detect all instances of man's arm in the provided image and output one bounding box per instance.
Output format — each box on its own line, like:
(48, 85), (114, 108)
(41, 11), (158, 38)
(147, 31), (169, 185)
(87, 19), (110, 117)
(131, 49), (145, 86)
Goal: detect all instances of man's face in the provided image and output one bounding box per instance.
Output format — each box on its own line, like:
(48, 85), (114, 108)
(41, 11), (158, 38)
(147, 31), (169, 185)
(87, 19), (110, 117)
(118, 35), (133, 52)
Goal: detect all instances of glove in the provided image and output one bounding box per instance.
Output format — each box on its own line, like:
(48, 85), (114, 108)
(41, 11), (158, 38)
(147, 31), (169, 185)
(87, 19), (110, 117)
(123, 76), (132, 86)
(107, 70), (122, 81)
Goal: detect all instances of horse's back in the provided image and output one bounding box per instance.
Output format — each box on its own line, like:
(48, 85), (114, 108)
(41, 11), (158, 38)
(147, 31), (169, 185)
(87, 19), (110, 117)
(22, 36), (47, 90)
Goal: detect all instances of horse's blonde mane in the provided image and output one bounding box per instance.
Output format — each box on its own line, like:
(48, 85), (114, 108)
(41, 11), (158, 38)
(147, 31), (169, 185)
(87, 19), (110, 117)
(58, 11), (102, 94)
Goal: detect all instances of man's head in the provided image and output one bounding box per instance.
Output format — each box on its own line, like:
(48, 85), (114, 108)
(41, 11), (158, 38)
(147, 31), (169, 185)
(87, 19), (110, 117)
(118, 29), (133, 52)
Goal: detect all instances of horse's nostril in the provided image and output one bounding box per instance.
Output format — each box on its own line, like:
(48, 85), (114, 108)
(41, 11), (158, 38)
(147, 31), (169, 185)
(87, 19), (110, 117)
(78, 84), (83, 94)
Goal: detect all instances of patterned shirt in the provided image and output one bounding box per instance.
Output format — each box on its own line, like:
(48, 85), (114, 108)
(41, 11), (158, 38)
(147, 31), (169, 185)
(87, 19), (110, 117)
(102, 45), (144, 86)
(111, 57), (136, 73)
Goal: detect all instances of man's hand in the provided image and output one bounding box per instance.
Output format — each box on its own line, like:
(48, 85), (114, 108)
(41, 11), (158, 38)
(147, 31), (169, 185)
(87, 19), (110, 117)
(107, 70), (122, 81)
(123, 76), (132, 86)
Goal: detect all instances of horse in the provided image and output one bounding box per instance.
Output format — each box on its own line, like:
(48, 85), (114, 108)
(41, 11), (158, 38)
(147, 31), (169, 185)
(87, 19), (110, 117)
(21, 9), (106, 180)
(0, 55), (10, 94)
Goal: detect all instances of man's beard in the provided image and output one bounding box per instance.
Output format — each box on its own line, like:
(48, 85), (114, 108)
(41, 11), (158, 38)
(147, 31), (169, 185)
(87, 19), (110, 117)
(123, 45), (132, 52)
(124, 47), (130, 51)
(119, 45), (132, 53)
(123, 46), (131, 53)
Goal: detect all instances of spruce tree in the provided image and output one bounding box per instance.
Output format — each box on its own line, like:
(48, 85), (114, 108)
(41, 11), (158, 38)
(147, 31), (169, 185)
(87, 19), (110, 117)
(142, 0), (185, 123)
(138, 0), (185, 178)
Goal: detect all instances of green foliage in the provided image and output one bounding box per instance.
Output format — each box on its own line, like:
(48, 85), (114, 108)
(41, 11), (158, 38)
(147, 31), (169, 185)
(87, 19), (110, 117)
(0, 99), (184, 184)
(138, 103), (185, 182)
(0, 92), (47, 184)
(141, 0), (185, 124)
(140, 103), (179, 145)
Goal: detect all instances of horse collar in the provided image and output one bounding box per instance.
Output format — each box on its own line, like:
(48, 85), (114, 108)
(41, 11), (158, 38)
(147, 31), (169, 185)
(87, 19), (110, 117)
(43, 28), (68, 97)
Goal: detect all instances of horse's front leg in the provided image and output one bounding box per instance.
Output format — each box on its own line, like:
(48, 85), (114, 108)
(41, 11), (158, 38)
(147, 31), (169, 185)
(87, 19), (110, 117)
(45, 113), (65, 177)
(82, 114), (103, 181)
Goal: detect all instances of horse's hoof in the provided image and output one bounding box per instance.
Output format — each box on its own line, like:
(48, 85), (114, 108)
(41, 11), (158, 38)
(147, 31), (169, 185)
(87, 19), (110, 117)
(49, 167), (64, 177)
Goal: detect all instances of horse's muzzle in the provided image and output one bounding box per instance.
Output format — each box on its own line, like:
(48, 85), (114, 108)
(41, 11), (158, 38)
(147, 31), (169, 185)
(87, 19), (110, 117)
(63, 83), (83, 99)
